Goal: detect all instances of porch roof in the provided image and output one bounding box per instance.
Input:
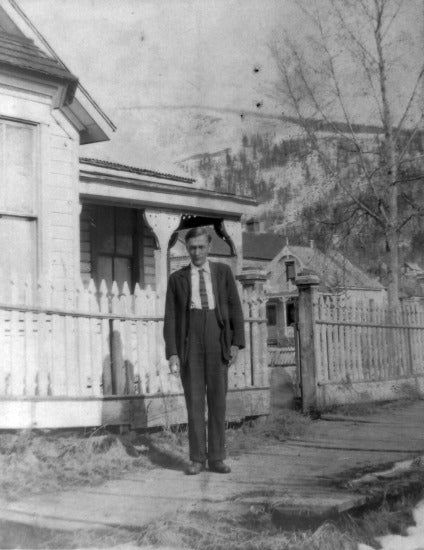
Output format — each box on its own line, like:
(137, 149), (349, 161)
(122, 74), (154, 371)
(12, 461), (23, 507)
(79, 158), (257, 219)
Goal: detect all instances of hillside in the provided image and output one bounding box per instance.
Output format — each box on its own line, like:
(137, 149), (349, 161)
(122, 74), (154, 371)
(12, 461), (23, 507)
(175, 124), (424, 287)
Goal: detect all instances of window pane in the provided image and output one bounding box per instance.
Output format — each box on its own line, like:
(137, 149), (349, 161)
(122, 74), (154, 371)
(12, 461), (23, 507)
(115, 209), (134, 255)
(3, 123), (35, 213)
(286, 262), (296, 281)
(114, 257), (132, 290)
(95, 206), (115, 253)
(97, 255), (113, 290)
(0, 217), (36, 288)
(266, 303), (277, 326)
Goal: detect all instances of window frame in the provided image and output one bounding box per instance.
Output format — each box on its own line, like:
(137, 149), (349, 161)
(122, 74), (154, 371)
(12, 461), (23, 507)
(0, 117), (39, 283)
(266, 302), (278, 327)
(285, 260), (296, 282)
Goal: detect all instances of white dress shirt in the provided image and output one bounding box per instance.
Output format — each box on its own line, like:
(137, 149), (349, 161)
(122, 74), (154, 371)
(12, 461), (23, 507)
(190, 261), (216, 310)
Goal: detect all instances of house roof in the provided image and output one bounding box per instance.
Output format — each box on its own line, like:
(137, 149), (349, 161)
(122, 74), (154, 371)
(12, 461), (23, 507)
(0, 0), (114, 143)
(242, 232), (285, 260)
(80, 157), (195, 184)
(270, 245), (384, 291)
(0, 9), (77, 98)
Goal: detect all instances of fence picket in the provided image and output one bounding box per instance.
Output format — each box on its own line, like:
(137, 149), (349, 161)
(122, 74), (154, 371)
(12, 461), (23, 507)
(99, 280), (112, 395)
(9, 275), (22, 396)
(317, 296), (328, 383)
(23, 275), (37, 396)
(145, 286), (158, 394)
(242, 286), (252, 387)
(50, 280), (66, 396)
(134, 284), (147, 394)
(77, 282), (91, 396)
(87, 279), (102, 397)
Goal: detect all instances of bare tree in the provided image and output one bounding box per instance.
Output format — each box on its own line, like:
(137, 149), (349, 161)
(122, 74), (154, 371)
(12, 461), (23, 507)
(270, 0), (424, 308)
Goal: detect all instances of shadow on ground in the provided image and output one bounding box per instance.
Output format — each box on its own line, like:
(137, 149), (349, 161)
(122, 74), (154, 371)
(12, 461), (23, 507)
(136, 434), (188, 472)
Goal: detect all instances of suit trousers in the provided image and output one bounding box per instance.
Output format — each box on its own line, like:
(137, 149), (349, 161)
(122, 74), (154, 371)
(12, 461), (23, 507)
(181, 309), (228, 463)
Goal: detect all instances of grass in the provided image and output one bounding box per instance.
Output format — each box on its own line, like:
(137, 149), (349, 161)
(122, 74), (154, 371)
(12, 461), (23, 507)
(0, 429), (152, 500)
(0, 409), (311, 501)
(36, 509), (359, 549)
(1, 409), (423, 549)
(322, 395), (422, 417)
(38, 483), (424, 549)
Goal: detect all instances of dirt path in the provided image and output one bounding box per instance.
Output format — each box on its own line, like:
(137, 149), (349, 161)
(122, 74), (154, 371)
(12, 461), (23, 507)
(0, 400), (423, 536)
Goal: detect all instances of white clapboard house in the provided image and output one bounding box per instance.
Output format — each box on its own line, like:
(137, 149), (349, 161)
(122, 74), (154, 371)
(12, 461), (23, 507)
(0, 0), (269, 429)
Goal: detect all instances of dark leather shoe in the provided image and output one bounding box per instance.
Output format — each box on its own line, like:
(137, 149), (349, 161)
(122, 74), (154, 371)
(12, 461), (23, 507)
(208, 460), (231, 474)
(185, 461), (205, 475)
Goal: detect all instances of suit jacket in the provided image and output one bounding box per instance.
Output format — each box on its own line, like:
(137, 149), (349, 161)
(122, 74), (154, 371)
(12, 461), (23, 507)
(163, 261), (245, 365)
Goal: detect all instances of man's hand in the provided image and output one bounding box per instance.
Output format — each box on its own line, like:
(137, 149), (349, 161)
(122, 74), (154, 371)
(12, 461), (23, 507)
(169, 355), (180, 376)
(229, 346), (239, 367)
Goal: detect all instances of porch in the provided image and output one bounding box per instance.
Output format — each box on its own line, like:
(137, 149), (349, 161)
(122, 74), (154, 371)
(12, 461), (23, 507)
(0, 160), (269, 429)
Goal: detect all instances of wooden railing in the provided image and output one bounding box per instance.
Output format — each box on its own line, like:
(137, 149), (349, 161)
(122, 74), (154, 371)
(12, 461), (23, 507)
(0, 276), (268, 399)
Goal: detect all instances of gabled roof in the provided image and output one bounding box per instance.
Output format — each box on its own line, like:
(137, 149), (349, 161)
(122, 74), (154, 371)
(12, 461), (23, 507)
(242, 232), (285, 261)
(0, 0), (114, 143)
(0, 28), (77, 100)
(269, 244), (384, 291)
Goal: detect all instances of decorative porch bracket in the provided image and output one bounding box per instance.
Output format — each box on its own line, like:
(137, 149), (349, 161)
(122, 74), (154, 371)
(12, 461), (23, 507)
(144, 210), (181, 304)
(220, 220), (243, 274)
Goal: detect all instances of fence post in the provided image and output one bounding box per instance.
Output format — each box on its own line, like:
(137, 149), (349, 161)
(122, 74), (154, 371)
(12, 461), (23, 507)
(295, 272), (320, 413)
(236, 270), (269, 388)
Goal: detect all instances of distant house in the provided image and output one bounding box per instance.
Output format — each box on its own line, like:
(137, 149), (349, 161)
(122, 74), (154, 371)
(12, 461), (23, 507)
(170, 221), (385, 346)
(399, 261), (424, 299)
(265, 243), (386, 345)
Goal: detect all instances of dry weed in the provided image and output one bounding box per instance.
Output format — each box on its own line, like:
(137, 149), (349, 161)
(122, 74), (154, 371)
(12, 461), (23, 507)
(0, 431), (151, 500)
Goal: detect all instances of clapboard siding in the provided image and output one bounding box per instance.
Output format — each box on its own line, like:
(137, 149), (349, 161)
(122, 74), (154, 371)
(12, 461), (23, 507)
(46, 119), (79, 286)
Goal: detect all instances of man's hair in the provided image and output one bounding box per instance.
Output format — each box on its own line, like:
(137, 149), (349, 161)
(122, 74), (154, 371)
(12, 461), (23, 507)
(185, 226), (212, 243)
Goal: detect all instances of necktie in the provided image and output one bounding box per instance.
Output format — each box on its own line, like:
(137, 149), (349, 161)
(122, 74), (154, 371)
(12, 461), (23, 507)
(199, 268), (209, 310)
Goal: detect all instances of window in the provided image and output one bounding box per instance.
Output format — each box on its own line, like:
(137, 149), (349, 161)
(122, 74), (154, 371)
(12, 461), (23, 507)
(266, 303), (277, 326)
(0, 119), (37, 286)
(286, 301), (296, 326)
(286, 261), (296, 282)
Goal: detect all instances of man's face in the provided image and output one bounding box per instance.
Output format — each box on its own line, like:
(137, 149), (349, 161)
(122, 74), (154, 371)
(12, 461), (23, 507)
(186, 234), (211, 267)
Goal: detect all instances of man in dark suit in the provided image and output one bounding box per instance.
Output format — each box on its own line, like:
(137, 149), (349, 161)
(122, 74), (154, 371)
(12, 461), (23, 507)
(164, 226), (245, 475)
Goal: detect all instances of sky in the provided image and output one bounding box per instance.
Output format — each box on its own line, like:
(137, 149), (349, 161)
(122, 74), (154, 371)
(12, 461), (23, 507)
(17, 0), (424, 172)
(20, 0), (294, 113)
(16, 0), (300, 170)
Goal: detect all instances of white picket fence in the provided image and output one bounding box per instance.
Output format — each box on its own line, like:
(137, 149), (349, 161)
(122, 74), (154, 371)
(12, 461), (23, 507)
(313, 295), (424, 392)
(0, 275), (268, 400)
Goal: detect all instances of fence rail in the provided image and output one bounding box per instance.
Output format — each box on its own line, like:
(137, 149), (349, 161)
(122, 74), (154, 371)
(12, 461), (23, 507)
(0, 275), (269, 401)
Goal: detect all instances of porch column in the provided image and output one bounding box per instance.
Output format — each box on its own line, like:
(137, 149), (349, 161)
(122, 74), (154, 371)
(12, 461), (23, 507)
(144, 210), (181, 305)
(222, 220), (243, 274)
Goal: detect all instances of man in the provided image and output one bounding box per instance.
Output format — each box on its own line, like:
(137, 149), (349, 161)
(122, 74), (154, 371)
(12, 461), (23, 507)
(163, 226), (245, 475)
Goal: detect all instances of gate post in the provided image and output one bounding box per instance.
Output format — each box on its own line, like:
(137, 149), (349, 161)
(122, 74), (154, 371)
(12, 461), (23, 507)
(236, 270), (269, 388)
(295, 272), (320, 413)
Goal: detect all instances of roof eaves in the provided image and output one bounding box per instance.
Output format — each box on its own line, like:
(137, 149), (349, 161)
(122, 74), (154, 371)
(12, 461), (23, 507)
(80, 157), (195, 184)
(5, 0), (114, 132)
